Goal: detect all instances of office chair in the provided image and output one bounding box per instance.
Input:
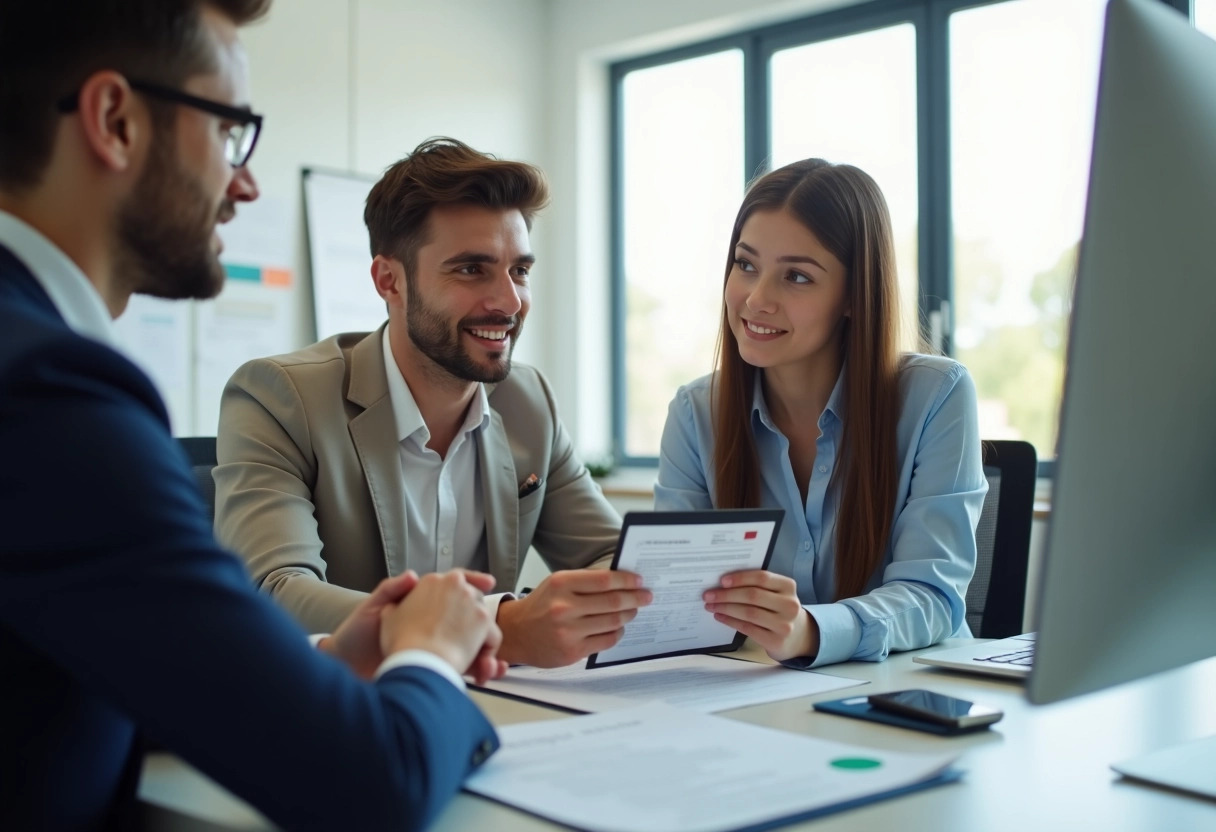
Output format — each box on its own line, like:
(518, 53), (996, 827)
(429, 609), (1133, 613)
(177, 436), (218, 522)
(966, 439), (1037, 638)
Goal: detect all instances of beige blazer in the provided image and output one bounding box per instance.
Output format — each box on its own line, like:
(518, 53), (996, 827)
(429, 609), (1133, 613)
(213, 326), (621, 633)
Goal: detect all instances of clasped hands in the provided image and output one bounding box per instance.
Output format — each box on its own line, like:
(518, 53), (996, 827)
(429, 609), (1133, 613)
(321, 569), (508, 685)
(320, 567), (654, 680)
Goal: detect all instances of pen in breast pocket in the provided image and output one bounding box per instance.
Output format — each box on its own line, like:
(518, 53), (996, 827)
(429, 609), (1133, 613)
(518, 473), (542, 497)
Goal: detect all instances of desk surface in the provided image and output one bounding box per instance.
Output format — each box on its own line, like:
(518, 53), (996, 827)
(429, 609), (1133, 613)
(139, 641), (1216, 832)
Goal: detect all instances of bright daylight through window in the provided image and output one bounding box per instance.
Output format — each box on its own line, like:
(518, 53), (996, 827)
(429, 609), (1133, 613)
(770, 23), (920, 352)
(619, 50), (744, 459)
(949, 0), (1106, 458)
(1198, 0), (1216, 35)
(614, 0), (1203, 465)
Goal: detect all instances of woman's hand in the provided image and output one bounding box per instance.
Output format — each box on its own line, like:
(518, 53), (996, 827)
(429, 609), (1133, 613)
(703, 570), (820, 662)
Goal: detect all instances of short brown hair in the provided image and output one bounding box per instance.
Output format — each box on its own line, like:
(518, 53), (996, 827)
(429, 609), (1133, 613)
(364, 137), (549, 276)
(0, 0), (271, 191)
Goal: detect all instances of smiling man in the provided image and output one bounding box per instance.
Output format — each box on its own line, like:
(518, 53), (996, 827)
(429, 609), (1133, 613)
(215, 138), (651, 668)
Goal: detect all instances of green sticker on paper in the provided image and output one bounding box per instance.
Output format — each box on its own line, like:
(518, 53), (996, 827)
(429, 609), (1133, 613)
(830, 757), (883, 770)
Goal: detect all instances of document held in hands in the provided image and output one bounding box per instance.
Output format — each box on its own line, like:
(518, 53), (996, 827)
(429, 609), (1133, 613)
(588, 510), (784, 668)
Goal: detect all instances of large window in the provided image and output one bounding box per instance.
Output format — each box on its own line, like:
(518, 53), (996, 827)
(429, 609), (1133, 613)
(612, 0), (1205, 467)
(1199, 0), (1216, 35)
(617, 50), (744, 458)
(770, 23), (921, 348)
(949, 0), (1106, 455)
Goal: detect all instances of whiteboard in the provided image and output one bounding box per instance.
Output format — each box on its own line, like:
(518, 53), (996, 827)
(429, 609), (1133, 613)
(302, 168), (385, 340)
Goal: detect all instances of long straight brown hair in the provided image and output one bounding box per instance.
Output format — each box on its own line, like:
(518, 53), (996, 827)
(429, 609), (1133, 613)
(711, 159), (902, 601)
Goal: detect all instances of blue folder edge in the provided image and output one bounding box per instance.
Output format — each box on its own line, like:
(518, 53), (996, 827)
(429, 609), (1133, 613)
(733, 769), (964, 832)
(465, 768), (964, 832)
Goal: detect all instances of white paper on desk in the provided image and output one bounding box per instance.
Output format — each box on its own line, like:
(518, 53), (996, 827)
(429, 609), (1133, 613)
(477, 653), (864, 713)
(464, 701), (957, 832)
(593, 515), (779, 665)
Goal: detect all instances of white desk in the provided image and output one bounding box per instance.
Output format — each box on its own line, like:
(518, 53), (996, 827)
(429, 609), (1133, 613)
(139, 641), (1216, 832)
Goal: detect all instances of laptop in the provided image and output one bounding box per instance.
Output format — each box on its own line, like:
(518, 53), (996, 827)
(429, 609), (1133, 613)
(913, 633), (1036, 680)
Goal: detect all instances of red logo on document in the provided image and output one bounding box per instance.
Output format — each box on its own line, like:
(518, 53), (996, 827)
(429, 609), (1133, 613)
(744, 530), (758, 540)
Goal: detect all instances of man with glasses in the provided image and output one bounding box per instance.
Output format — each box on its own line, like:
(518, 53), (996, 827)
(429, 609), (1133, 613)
(59, 78), (265, 164)
(0, 2), (506, 830)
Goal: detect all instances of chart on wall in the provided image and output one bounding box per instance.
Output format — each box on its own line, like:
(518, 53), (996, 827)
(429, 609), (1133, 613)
(302, 168), (385, 340)
(195, 195), (296, 435)
(114, 194), (295, 436)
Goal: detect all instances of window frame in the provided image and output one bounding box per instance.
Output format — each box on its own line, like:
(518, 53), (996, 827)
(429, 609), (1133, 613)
(609, 33), (753, 466)
(610, 0), (1194, 475)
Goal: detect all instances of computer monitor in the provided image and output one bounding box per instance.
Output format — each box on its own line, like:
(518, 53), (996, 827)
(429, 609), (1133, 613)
(1027, 0), (1216, 706)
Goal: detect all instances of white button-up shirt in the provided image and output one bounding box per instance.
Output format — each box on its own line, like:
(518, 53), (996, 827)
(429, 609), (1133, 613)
(382, 326), (490, 574)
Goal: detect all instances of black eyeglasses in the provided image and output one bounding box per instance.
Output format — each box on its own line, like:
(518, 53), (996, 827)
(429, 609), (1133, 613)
(57, 79), (263, 168)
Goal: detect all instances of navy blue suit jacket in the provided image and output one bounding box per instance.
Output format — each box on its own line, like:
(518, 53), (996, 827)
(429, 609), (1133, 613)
(0, 245), (499, 831)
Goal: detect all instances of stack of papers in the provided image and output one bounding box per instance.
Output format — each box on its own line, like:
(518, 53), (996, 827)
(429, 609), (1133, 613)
(464, 701), (959, 832)
(476, 653), (864, 713)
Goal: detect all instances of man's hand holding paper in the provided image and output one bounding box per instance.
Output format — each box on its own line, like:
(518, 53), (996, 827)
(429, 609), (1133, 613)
(497, 569), (653, 667)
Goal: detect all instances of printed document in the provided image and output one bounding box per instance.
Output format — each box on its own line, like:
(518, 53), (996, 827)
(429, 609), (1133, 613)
(477, 653), (863, 713)
(463, 701), (959, 832)
(591, 510), (782, 666)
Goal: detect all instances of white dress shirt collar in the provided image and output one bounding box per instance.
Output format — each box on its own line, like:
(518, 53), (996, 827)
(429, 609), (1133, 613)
(0, 210), (117, 348)
(380, 326), (490, 447)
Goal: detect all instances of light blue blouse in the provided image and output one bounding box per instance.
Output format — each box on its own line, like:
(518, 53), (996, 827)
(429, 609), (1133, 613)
(654, 354), (987, 667)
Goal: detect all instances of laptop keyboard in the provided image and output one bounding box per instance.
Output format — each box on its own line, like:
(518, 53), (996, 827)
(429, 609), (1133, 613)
(977, 646), (1036, 667)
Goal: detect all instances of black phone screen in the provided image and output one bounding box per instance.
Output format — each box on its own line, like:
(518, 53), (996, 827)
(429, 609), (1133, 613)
(868, 689), (1001, 727)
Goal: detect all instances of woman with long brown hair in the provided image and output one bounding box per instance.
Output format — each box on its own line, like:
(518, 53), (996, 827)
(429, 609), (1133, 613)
(655, 158), (986, 667)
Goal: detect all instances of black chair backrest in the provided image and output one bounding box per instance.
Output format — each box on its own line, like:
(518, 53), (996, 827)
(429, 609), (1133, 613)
(177, 436), (218, 522)
(966, 440), (1037, 638)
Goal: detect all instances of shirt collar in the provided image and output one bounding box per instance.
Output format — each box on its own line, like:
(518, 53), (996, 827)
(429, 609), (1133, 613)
(381, 326), (490, 446)
(0, 211), (117, 347)
(822, 364), (847, 426)
(750, 363), (848, 433)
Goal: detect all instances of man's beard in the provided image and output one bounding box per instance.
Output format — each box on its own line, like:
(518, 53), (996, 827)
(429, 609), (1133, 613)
(115, 130), (229, 301)
(406, 277), (520, 384)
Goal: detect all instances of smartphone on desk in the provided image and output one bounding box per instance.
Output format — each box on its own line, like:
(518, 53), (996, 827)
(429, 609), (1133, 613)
(868, 689), (1003, 730)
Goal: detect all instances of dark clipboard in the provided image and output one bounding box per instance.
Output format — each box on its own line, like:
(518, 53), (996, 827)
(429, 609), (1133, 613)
(586, 508), (784, 669)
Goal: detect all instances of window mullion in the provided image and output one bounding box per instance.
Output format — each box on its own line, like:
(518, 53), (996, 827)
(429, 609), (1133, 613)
(924, 0), (953, 355)
(744, 33), (769, 184)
